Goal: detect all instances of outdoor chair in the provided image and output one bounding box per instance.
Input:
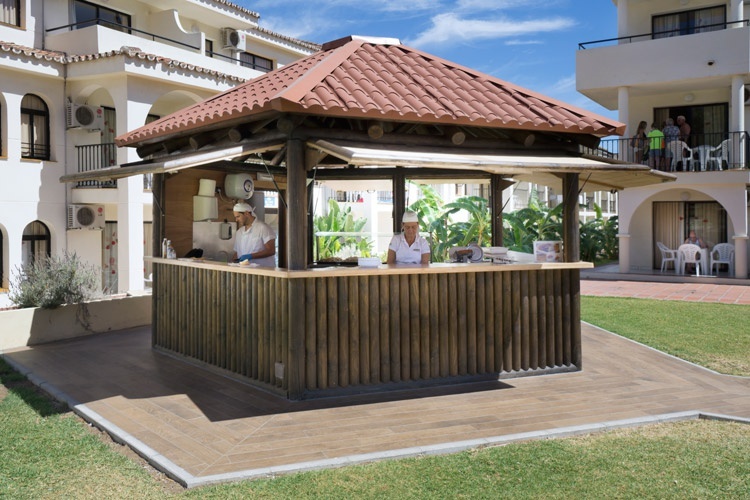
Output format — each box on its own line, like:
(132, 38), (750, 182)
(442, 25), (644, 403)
(667, 140), (693, 172)
(709, 139), (729, 171)
(710, 243), (735, 276)
(678, 243), (703, 275)
(656, 241), (678, 272)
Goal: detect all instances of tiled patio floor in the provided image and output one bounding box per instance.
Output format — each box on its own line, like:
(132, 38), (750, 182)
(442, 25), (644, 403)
(3, 280), (750, 487)
(581, 280), (750, 303)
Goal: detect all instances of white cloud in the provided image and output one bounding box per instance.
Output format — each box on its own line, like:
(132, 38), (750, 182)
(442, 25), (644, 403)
(548, 74), (576, 95)
(456, 0), (531, 12)
(405, 13), (575, 48)
(504, 39), (543, 46)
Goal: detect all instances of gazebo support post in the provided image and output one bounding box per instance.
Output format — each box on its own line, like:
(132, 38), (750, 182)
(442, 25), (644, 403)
(286, 138), (307, 399)
(491, 175), (514, 247)
(393, 168), (406, 232)
(562, 173), (580, 262)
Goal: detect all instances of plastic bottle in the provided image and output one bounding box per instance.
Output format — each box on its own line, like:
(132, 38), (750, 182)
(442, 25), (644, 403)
(162, 238), (168, 258)
(167, 240), (176, 259)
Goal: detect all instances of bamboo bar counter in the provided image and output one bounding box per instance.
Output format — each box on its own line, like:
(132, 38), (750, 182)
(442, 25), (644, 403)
(150, 258), (591, 399)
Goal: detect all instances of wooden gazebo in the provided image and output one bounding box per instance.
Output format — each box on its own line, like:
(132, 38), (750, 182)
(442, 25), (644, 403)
(64, 36), (673, 399)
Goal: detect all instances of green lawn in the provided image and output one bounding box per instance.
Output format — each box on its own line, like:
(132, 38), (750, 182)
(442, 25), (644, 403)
(2, 296), (749, 497)
(580, 296), (750, 376)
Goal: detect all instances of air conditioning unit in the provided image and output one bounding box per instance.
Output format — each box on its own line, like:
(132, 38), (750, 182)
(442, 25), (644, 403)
(222, 28), (246, 51)
(67, 204), (105, 229)
(66, 104), (104, 130)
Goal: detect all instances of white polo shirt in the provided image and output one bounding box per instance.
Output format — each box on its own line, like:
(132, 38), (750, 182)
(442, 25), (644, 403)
(388, 233), (430, 264)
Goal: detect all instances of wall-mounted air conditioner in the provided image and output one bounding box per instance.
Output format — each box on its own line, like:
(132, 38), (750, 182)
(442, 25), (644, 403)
(222, 28), (246, 51)
(66, 104), (104, 130)
(67, 204), (105, 229)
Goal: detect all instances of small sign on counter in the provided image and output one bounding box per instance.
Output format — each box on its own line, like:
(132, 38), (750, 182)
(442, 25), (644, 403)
(534, 240), (562, 262)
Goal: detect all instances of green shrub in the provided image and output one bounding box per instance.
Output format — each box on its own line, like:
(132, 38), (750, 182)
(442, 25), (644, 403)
(9, 253), (100, 309)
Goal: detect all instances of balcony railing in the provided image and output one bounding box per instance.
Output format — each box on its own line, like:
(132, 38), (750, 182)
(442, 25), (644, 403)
(578, 19), (748, 49)
(75, 143), (152, 190)
(584, 132), (749, 172)
(46, 19), (260, 70)
(76, 143), (117, 188)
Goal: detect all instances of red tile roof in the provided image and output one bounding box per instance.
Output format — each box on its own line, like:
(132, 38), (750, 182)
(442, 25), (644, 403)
(116, 36), (625, 147)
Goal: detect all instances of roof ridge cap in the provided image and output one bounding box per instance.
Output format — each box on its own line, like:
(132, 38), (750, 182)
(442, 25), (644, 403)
(272, 39), (365, 108)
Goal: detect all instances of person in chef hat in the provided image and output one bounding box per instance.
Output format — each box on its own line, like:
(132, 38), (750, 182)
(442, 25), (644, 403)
(386, 210), (431, 264)
(232, 202), (276, 267)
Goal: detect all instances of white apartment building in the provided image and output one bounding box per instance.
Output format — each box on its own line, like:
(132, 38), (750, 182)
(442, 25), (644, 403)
(0, 0), (317, 306)
(577, 0), (749, 278)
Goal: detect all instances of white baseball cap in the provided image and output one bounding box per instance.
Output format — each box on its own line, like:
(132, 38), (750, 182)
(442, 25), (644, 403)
(402, 210), (418, 223)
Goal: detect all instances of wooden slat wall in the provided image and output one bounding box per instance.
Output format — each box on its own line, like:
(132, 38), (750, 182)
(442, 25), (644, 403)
(153, 263), (289, 392)
(153, 264), (581, 398)
(298, 268), (581, 394)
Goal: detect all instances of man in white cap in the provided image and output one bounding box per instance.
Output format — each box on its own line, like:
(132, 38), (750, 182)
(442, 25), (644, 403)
(232, 202), (276, 267)
(387, 210), (431, 264)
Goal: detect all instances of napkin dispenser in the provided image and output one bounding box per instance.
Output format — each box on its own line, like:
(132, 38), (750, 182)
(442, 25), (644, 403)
(219, 220), (233, 240)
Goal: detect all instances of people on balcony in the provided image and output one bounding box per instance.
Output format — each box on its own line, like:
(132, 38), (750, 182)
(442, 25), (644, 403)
(677, 115), (691, 143)
(647, 122), (665, 170)
(663, 118), (680, 170)
(630, 120), (648, 164)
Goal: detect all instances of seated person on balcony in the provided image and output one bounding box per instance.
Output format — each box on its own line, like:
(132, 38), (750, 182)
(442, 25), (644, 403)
(677, 115), (691, 143)
(630, 120), (648, 164)
(232, 202), (276, 267)
(647, 123), (665, 170)
(387, 211), (431, 264)
(684, 230), (707, 249)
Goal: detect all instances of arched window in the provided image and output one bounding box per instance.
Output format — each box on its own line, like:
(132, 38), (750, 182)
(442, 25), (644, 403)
(22, 221), (50, 265)
(21, 94), (50, 160)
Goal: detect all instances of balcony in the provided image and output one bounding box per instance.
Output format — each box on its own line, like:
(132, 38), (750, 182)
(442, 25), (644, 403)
(584, 132), (748, 172)
(75, 143), (151, 190)
(45, 20), (267, 82)
(576, 20), (750, 108)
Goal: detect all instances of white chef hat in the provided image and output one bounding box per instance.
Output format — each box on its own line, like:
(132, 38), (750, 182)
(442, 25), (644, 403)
(233, 202), (255, 215)
(402, 210), (418, 223)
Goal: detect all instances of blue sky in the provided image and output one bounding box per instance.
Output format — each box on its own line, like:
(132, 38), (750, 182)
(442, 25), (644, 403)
(239, 0), (618, 120)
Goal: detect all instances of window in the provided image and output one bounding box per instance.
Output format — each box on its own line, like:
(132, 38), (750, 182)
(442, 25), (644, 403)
(0, 0), (20, 27)
(240, 52), (273, 72)
(653, 6), (725, 39)
(21, 94), (50, 160)
(74, 0), (131, 33)
(22, 221), (50, 266)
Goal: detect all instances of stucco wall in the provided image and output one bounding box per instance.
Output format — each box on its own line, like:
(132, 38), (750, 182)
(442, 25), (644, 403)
(0, 295), (151, 351)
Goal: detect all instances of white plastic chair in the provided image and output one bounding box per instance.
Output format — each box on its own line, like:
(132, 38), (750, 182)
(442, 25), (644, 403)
(656, 241), (678, 272)
(709, 139), (729, 171)
(710, 243), (735, 276)
(665, 140), (691, 171)
(678, 244), (703, 275)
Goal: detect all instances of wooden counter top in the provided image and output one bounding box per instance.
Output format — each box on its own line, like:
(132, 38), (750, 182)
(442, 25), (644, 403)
(147, 257), (593, 278)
